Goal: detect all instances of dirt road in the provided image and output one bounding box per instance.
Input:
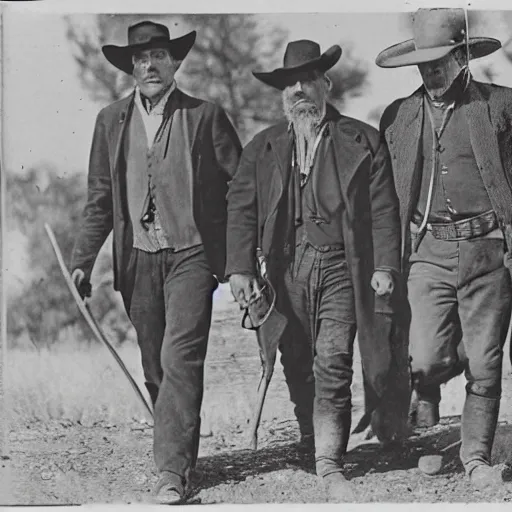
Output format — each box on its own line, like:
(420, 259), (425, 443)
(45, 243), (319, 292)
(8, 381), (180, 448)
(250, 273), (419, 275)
(4, 285), (512, 504)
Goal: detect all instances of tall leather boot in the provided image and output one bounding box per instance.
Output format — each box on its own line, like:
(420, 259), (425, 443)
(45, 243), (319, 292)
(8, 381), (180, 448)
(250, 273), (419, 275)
(460, 390), (503, 490)
(410, 385), (441, 428)
(285, 375), (315, 448)
(315, 408), (355, 502)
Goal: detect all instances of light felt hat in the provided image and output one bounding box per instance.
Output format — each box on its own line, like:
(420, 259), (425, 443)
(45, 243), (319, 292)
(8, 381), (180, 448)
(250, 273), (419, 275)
(376, 8), (501, 68)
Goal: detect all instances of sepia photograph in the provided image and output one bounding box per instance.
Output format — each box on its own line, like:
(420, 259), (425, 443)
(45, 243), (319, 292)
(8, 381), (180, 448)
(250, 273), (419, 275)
(1, 0), (512, 505)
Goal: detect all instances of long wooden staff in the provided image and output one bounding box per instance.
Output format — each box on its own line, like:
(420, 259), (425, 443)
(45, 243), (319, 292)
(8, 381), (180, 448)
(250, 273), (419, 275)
(45, 223), (154, 421)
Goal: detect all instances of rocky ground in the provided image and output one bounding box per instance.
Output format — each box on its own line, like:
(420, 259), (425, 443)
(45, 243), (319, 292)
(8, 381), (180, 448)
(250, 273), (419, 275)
(2, 284), (512, 504)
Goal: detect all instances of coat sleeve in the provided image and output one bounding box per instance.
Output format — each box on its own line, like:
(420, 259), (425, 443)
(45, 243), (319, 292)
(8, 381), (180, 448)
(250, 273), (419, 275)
(369, 135), (401, 275)
(225, 136), (261, 277)
(70, 110), (114, 280)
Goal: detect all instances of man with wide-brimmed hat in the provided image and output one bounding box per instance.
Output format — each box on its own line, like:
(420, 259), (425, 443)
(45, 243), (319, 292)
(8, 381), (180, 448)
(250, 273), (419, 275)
(70, 20), (242, 503)
(226, 39), (402, 501)
(377, 7), (512, 488)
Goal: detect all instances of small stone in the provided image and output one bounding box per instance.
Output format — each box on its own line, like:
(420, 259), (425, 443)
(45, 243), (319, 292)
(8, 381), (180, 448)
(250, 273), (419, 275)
(41, 471), (53, 480)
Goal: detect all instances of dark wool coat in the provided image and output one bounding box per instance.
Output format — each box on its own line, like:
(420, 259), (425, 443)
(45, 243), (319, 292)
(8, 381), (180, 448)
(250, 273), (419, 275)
(225, 104), (403, 424)
(71, 89), (242, 310)
(380, 79), (512, 269)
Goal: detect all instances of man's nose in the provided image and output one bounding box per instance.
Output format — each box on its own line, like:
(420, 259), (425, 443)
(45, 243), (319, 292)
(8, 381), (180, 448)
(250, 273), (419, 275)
(291, 81), (304, 93)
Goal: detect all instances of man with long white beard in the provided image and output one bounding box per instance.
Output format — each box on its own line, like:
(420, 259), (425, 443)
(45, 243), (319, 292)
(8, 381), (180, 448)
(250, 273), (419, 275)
(377, 8), (512, 489)
(225, 40), (402, 501)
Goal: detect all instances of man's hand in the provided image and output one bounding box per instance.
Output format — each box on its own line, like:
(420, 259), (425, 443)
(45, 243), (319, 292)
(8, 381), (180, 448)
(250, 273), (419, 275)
(71, 268), (92, 300)
(229, 273), (262, 309)
(371, 270), (395, 297)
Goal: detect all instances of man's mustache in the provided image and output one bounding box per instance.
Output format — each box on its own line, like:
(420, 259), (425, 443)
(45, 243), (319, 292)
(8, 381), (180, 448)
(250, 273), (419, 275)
(289, 93), (314, 105)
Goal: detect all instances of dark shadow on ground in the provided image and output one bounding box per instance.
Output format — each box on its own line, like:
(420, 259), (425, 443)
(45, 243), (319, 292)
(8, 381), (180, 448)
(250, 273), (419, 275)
(195, 415), (468, 492)
(345, 416), (463, 479)
(195, 416), (512, 495)
(196, 441), (316, 492)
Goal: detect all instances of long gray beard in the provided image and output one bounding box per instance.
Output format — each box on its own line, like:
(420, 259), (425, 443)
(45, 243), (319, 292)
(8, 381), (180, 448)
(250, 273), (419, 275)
(285, 106), (322, 173)
(284, 105), (322, 139)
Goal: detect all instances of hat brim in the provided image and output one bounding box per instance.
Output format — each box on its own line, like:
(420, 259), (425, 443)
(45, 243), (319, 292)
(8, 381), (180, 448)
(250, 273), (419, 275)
(253, 45), (342, 90)
(376, 37), (501, 68)
(102, 30), (196, 75)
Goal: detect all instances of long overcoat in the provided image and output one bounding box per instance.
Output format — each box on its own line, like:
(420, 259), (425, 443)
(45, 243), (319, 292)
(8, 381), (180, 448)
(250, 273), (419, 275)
(226, 105), (403, 426)
(71, 88), (242, 310)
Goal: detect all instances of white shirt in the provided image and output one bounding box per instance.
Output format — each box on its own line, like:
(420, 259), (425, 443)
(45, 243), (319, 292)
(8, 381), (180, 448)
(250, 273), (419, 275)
(134, 81), (176, 147)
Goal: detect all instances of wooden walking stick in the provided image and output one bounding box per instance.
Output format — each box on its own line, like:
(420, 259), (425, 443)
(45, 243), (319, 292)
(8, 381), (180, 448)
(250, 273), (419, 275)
(45, 223), (154, 421)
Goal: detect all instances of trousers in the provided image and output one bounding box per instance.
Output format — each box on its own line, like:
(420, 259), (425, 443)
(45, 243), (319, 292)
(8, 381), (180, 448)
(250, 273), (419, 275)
(127, 245), (218, 481)
(277, 241), (356, 476)
(408, 231), (512, 399)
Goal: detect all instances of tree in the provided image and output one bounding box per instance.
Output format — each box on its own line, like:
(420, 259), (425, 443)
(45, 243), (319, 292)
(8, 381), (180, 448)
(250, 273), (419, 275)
(6, 167), (133, 348)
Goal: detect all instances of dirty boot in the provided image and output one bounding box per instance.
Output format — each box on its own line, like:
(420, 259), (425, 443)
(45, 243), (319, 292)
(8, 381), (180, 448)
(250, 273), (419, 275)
(152, 471), (186, 505)
(320, 471), (356, 503)
(315, 407), (355, 502)
(409, 386), (440, 428)
(460, 390), (503, 490)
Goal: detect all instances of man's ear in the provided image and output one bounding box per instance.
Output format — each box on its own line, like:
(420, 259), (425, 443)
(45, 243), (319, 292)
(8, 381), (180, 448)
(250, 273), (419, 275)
(325, 74), (333, 92)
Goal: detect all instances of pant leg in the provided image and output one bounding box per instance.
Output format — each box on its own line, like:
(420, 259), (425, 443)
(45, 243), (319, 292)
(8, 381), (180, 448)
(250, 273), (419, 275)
(278, 243), (317, 437)
(408, 233), (462, 398)
(128, 249), (166, 403)
(456, 238), (512, 471)
(153, 245), (217, 480)
(457, 238), (512, 398)
(311, 249), (357, 477)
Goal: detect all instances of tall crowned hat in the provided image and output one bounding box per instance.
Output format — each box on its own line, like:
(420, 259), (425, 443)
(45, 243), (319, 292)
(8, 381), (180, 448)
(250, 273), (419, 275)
(102, 20), (196, 74)
(376, 8), (501, 68)
(253, 39), (342, 90)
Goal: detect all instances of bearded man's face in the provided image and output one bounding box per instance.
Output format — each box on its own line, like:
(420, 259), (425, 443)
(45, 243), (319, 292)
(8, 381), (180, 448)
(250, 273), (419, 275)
(282, 71), (329, 127)
(418, 49), (467, 100)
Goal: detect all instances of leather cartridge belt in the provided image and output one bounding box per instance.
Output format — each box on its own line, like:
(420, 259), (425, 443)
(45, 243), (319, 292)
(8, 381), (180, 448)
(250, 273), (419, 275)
(413, 210), (499, 241)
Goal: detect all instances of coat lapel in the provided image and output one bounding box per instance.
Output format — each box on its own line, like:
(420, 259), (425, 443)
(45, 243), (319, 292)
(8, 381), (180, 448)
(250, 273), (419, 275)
(270, 127), (293, 186)
(112, 93), (135, 178)
(331, 119), (372, 198)
(463, 82), (512, 223)
(385, 87), (423, 224)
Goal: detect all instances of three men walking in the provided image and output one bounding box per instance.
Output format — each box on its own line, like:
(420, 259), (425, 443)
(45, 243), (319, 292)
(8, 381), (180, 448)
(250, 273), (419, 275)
(71, 8), (511, 504)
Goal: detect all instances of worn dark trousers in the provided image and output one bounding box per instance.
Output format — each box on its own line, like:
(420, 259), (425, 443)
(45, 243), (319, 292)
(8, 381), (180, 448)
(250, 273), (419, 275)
(408, 232), (512, 399)
(277, 241), (356, 477)
(127, 245), (217, 481)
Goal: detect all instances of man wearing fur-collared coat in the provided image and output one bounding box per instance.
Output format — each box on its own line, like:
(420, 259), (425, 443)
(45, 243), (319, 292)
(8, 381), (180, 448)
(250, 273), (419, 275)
(377, 7), (512, 489)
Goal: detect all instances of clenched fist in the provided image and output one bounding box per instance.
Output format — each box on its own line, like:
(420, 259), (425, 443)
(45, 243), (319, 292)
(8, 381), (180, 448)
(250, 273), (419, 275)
(371, 270), (395, 297)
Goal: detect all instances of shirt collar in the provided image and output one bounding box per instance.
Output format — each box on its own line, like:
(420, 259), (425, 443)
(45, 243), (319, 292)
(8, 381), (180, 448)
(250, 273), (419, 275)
(136, 80), (176, 115)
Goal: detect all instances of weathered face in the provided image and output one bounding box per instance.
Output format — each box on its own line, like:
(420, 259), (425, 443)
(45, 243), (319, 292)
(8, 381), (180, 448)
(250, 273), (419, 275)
(417, 49), (467, 99)
(132, 47), (181, 103)
(282, 71), (329, 122)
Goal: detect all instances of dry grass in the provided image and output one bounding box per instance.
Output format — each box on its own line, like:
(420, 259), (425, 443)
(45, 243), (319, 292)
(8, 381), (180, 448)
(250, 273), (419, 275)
(6, 283), (512, 454)
(5, 285), (296, 435)
(6, 340), (149, 427)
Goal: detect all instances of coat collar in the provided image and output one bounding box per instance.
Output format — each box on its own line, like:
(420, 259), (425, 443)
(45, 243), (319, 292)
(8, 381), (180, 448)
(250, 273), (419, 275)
(266, 103), (371, 193)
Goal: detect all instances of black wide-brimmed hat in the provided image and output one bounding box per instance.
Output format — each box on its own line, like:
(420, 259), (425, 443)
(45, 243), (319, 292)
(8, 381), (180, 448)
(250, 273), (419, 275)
(102, 21), (196, 75)
(376, 8), (501, 68)
(253, 39), (342, 90)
